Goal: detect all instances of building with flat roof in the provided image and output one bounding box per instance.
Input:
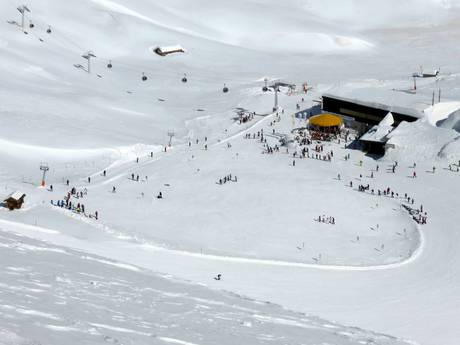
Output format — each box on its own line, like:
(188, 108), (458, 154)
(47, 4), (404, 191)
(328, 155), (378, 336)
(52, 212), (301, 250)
(322, 93), (421, 126)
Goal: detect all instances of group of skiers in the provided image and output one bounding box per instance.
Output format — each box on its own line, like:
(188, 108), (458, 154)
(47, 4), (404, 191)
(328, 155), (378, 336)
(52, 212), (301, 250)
(218, 174), (237, 185)
(238, 112), (255, 124)
(317, 215), (336, 225)
(51, 185), (98, 220)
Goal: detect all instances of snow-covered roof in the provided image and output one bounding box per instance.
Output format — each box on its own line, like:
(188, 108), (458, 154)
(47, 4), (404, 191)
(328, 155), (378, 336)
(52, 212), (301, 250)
(5, 191), (25, 201)
(155, 45), (186, 53)
(360, 125), (393, 143)
(380, 112), (395, 127)
(360, 112), (395, 143)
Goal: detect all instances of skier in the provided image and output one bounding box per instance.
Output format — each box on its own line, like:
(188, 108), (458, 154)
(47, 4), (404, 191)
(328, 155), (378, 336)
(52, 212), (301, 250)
(157, 192), (163, 199)
(214, 274), (222, 281)
(88, 177), (91, 183)
(103, 170), (106, 177)
(112, 186), (116, 193)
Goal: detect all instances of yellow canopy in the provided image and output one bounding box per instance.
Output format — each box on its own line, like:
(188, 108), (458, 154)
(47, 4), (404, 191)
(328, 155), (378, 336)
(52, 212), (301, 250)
(309, 114), (343, 127)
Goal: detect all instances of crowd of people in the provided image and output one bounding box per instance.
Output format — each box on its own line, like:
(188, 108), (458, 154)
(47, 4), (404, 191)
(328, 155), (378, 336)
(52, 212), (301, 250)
(51, 185), (98, 220)
(317, 215), (336, 225)
(218, 174), (237, 185)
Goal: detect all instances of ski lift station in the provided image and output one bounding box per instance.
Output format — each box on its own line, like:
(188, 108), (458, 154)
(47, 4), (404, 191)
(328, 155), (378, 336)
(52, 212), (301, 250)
(321, 93), (422, 126)
(319, 86), (435, 154)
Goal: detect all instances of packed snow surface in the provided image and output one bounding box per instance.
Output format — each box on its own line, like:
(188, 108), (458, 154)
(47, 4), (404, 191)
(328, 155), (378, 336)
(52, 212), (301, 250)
(1, 0), (460, 345)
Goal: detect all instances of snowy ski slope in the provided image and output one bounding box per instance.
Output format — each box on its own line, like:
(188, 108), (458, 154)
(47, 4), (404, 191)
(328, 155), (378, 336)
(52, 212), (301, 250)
(1, 1), (460, 344)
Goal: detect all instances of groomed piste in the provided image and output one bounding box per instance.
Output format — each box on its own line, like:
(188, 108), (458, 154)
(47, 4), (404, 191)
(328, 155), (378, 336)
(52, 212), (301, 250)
(0, 1), (460, 345)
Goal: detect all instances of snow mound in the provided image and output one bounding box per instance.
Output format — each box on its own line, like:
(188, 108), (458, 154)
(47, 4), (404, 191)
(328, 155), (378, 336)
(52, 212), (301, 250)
(386, 120), (460, 162)
(423, 102), (460, 126)
(438, 109), (460, 133)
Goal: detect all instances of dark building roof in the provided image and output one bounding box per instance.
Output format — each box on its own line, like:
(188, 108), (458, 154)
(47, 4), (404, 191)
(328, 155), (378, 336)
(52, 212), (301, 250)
(322, 93), (422, 126)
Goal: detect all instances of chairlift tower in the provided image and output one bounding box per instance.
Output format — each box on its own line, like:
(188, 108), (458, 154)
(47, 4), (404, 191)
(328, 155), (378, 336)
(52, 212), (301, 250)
(82, 51), (96, 73)
(167, 130), (175, 147)
(39, 162), (49, 187)
(274, 86), (279, 111)
(17, 5), (30, 32)
(269, 81), (295, 112)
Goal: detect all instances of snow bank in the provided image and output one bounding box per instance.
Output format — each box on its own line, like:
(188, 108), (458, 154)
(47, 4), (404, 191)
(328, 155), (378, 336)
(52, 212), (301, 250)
(439, 109), (460, 133)
(423, 102), (460, 126)
(386, 120), (460, 162)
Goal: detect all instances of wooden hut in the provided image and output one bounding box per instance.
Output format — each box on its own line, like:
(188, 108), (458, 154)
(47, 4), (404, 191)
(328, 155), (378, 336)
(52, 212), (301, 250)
(3, 191), (26, 210)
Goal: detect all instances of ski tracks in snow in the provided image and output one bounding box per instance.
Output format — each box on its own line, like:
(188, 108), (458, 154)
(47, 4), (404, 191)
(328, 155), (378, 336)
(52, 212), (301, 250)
(0, 216), (425, 273)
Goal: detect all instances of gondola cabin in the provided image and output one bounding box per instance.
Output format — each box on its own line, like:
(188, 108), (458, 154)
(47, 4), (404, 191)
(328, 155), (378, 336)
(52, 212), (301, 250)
(3, 191), (26, 210)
